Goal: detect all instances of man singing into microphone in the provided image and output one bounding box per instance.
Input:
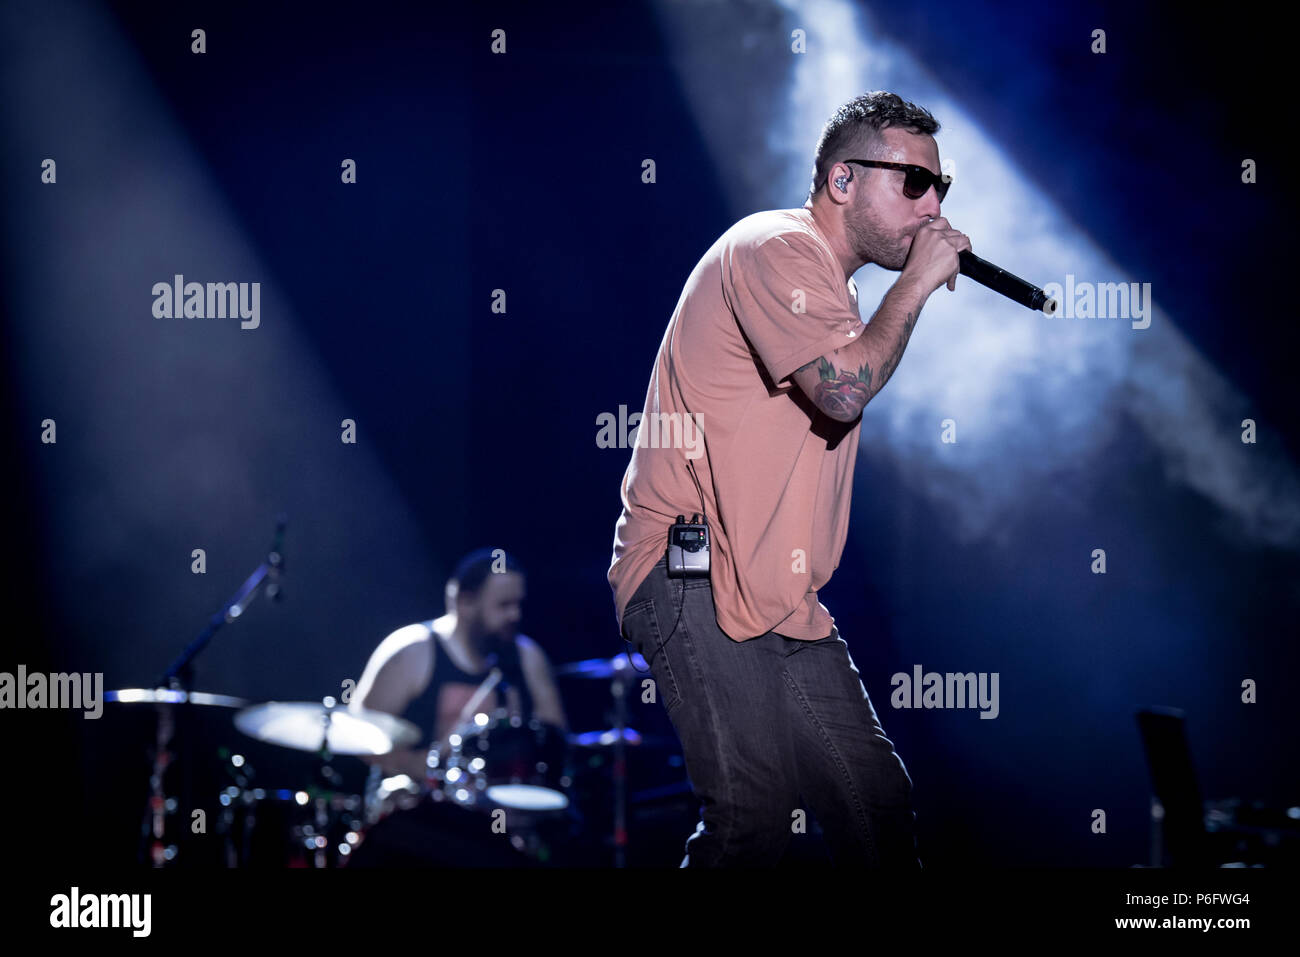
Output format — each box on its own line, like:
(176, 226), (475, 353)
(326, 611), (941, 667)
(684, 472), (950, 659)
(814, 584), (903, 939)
(608, 91), (970, 867)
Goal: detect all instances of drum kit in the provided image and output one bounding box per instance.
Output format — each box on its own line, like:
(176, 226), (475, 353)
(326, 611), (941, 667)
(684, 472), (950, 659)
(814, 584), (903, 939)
(103, 648), (681, 868)
(100, 520), (690, 867)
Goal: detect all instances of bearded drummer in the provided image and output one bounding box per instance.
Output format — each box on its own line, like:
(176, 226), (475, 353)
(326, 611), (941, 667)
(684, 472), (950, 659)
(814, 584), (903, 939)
(351, 548), (567, 779)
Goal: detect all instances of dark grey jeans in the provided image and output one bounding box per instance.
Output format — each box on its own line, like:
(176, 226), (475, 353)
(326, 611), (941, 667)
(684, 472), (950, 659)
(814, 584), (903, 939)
(621, 558), (921, 868)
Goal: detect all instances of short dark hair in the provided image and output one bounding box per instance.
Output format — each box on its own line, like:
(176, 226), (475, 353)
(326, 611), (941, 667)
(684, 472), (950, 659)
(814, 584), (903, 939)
(809, 92), (940, 199)
(450, 547), (525, 598)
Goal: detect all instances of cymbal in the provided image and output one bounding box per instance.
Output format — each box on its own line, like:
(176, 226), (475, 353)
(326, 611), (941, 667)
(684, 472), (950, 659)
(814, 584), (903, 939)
(554, 652), (649, 679)
(233, 702), (419, 755)
(106, 688), (249, 708)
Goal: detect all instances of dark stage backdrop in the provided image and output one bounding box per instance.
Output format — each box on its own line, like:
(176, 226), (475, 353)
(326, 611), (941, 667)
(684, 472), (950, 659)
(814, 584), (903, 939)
(2, 0), (1296, 872)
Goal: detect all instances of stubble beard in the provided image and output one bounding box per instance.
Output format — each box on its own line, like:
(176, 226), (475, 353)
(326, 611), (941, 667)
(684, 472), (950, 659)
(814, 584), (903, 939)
(846, 194), (911, 271)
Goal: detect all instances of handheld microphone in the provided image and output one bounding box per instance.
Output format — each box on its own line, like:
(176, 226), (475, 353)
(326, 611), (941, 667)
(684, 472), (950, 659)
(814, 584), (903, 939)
(958, 250), (1057, 314)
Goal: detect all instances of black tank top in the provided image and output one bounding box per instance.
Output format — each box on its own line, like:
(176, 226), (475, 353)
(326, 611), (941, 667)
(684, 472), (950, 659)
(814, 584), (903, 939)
(403, 623), (535, 747)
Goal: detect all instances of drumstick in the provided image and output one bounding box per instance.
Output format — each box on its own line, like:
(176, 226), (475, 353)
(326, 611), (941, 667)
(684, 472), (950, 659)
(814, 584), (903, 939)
(455, 667), (503, 729)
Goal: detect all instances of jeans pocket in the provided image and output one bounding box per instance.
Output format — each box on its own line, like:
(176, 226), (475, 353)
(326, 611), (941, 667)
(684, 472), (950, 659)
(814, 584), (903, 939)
(622, 596), (683, 714)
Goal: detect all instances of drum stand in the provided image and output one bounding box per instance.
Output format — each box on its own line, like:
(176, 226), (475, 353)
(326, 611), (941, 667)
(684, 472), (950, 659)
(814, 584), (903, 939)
(308, 705), (347, 869)
(611, 672), (628, 868)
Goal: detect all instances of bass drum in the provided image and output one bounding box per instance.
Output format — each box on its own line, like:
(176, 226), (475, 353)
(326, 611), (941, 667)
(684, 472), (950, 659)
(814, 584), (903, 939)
(346, 796), (538, 868)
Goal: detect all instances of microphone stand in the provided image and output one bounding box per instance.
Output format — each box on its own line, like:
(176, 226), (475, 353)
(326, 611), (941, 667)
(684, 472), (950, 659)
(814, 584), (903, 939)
(157, 514), (286, 689)
(139, 515), (286, 867)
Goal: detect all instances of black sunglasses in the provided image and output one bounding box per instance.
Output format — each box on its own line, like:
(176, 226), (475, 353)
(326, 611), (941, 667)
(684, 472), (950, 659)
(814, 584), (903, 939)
(836, 160), (950, 202)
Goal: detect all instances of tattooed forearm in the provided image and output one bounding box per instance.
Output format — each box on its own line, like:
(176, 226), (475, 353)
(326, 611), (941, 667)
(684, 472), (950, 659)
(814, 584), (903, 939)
(790, 282), (925, 423)
(874, 310), (917, 392)
(804, 355), (872, 420)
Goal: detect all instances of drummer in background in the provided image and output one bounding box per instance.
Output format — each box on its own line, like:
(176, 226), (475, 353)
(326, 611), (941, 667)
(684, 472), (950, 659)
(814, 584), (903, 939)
(351, 548), (567, 778)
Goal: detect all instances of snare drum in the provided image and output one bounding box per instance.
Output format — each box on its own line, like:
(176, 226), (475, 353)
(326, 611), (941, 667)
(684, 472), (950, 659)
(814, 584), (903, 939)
(363, 766), (426, 826)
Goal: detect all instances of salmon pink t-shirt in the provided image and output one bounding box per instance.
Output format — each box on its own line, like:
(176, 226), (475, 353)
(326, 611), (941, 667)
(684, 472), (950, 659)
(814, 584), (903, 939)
(608, 206), (867, 641)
